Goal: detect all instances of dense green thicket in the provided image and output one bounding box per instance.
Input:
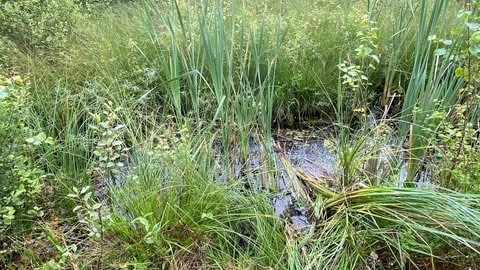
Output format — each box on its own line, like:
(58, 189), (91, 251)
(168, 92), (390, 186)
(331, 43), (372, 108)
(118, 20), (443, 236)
(0, 0), (81, 57)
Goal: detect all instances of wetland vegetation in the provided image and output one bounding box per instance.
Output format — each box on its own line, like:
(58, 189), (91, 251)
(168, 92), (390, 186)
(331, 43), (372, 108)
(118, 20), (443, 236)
(1, 0), (480, 268)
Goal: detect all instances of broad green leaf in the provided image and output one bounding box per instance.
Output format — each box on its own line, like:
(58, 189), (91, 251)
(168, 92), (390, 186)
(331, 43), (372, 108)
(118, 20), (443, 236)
(83, 191), (92, 201)
(427, 34), (437, 41)
(114, 124), (125, 130)
(45, 137), (54, 145)
(0, 86), (8, 99)
(144, 237), (154, 244)
(433, 48), (446, 56)
(134, 216), (150, 231)
(440, 39), (452, 46)
(370, 54), (379, 63)
(100, 121), (110, 129)
(201, 212), (214, 220)
(80, 186), (90, 194)
(471, 31), (480, 42)
(455, 67), (464, 77)
(469, 45), (480, 56)
(466, 22), (480, 31)
(112, 140), (123, 146)
(37, 132), (47, 141)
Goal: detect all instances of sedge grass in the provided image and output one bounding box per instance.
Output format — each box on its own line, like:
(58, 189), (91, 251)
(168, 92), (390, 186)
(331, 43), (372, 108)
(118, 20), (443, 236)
(370, 0), (417, 111)
(104, 129), (287, 268)
(301, 185), (480, 269)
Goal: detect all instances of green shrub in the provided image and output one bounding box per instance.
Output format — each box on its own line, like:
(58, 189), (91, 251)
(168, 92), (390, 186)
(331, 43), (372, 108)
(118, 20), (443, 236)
(0, 0), (81, 56)
(0, 37), (12, 69)
(0, 75), (51, 245)
(426, 101), (480, 193)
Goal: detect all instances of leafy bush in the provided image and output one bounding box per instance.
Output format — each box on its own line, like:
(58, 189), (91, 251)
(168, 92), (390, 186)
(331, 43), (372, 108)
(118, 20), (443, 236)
(426, 102), (480, 192)
(0, 37), (13, 69)
(0, 75), (51, 245)
(0, 0), (81, 56)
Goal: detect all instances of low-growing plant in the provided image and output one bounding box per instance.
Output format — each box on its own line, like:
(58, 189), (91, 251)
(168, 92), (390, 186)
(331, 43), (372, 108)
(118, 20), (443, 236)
(302, 186), (480, 269)
(42, 242), (79, 270)
(338, 13), (380, 126)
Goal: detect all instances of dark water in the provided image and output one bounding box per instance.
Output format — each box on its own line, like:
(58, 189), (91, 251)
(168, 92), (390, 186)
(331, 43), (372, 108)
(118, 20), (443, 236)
(212, 128), (336, 227)
(272, 128), (335, 227)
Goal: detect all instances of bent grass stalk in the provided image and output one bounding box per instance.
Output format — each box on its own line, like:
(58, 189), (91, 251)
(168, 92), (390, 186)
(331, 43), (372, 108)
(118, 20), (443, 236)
(301, 184), (480, 269)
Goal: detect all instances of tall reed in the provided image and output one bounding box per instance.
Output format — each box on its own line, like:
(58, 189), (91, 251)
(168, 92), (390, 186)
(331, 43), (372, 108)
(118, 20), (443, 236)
(398, 0), (463, 182)
(370, 0), (416, 111)
(140, 0), (284, 185)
